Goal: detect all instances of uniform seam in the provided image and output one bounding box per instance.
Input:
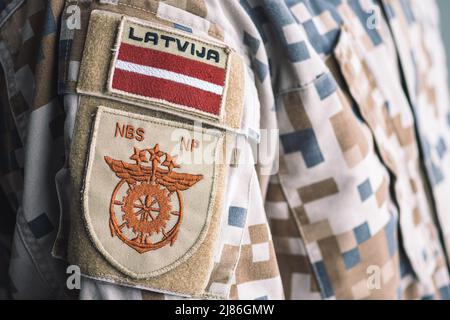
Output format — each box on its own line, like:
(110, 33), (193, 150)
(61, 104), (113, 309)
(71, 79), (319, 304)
(227, 167), (257, 299)
(0, 0), (25, 28)
(82, 273), (226, 299)
(15, 212), (70, 299)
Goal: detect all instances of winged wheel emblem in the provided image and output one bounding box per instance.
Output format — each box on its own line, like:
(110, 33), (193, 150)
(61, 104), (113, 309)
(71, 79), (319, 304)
(104, 144), (203, 253)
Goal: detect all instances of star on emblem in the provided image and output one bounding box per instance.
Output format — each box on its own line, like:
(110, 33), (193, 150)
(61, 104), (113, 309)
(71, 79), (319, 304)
(162, 154), (180, 172)
(148, 144), (164, 163)
(130, 147), (148, 164)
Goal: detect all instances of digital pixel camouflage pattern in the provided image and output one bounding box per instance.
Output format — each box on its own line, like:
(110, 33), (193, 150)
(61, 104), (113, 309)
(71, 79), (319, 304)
(0, 0), (450, 300)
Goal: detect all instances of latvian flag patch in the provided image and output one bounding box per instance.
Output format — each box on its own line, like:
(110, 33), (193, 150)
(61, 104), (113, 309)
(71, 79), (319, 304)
(108, 18), (230, 119)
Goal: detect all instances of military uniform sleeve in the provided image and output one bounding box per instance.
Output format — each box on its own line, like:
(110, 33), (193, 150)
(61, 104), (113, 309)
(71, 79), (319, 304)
(57, 0), (284, 300)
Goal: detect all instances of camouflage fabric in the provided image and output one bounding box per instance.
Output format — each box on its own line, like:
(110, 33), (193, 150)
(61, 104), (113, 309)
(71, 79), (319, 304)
(0, 0), (449, 300)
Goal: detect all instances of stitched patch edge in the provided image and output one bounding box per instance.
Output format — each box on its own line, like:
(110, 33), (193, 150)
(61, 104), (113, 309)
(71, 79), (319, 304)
(106, 16), (233, 122)
(81, 105), (225, 279)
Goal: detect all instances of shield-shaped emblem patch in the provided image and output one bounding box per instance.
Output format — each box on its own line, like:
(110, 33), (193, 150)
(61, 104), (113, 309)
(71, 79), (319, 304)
(82, 106), (223, 279)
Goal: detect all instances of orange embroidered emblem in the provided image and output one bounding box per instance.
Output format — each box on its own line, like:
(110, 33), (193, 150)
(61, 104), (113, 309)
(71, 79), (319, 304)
(104, 144), (203, 253)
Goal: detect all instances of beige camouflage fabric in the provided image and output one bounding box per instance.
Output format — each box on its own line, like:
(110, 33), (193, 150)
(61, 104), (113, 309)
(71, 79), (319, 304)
(1, 0), (450, 300)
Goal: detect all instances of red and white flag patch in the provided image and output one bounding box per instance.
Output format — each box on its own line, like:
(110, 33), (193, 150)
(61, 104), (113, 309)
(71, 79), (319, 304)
(108, 18), (230, 119)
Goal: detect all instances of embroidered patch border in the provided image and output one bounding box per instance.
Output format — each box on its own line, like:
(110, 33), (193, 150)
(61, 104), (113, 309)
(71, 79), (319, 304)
(107, 17), (232, 121)
(82, 106), (224, 279)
